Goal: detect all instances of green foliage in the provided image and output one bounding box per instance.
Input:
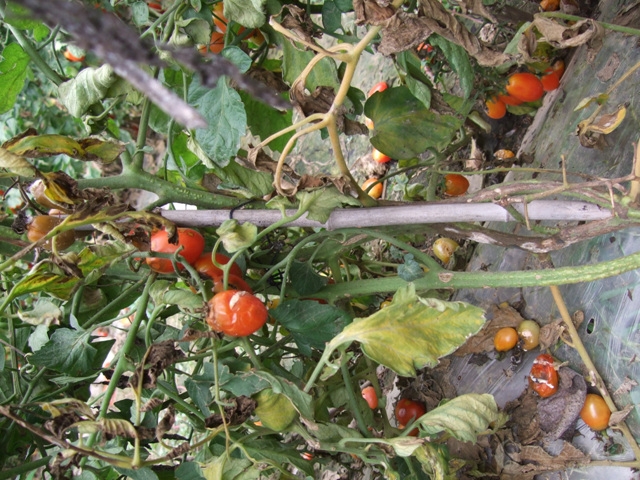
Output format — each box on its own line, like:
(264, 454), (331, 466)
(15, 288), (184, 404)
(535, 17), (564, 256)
(0, 43), (30, 115)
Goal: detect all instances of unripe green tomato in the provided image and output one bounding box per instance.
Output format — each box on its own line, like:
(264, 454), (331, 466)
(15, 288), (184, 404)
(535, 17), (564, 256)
(254, 388), (298, 431)
(517, 320), (540, 350)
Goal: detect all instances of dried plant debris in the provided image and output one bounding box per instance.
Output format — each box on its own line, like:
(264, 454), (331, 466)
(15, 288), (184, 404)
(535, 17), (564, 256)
(129, 340), (185, 390)
(537, 368), (587, 441)
(204, 396), (257, 428)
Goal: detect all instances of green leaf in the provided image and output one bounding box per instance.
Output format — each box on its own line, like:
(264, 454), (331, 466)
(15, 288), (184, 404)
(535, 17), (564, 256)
(58, 65), (118, 117)
(334, 0), (354, 12)
(185, 377), (212, 416)
(322, 1), (343, 33)
(430, 35), (474, 99)
(193, 78), (247, 167)
(297, 187), (360, 223)
(281, 39), (340, 91)
(115, 468), (159, 480)
(216, 219), (258, 252)
(289, 261), (328, 296)
(239, 91), (293, 153)
(328, 284), (485, 376)
(397, 254), (425, 282)
(0, 43), (30, 115)
(404, 75), (431, 110)
(224, 0), (266, 28)
(175, 462), (206, 480)
(221, 46), (252, 74)
(243, 438), (315, 476)
(220, 370), (270, 396)
(365, 87), (462, 159)
(29, 329), (112, 377)
(417, 393), (499, 443)
(131, 1), (150, 26)
(270, 299), (351, 356)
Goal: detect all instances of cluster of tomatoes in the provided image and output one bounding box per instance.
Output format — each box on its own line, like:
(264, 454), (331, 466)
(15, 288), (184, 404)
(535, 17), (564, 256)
(360, 81), (391, 199)
(485, 60), (565, 120)
(145, 228), (267, 337)
(360, 386), (426, 437)
(198, 1), (264, 55)
(493, 319), (541, 353)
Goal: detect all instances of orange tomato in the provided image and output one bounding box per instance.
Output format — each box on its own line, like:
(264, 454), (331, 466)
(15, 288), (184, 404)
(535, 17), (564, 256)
(362, 178), (383, 199)
(372, 148), (391, 164)
(485, 97), (506, 119)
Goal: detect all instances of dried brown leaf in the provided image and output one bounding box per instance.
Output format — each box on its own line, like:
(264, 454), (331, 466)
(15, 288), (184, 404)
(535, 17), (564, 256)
(613, 377), (638, 396)
(538, 318), (562, 351)
(129, 340), (185, 390)
(279, 4), (321, 44)
(353, 0), (396, 26)
(204, 396), (257, 428)
(529, 15), (604, 50)
(44, 413), (82, 438)
(156, 406), (175, 442)
(609, 404), (634, 426)
(537, 368), (586, 441)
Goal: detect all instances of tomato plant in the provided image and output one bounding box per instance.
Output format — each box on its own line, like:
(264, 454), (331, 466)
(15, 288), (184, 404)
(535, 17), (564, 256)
(146, 228), (205, 273)
(395, 398), (426, 435)
(206, 289), (268, 337)
(372, 148), (391, 164)
(443, 173), (470, 196)
(362, 177), (383, 199)
(194, 252), (243, 279)
(580, 393), (611, 431)
(506, 72), (544, 102)
(528, 353), (558, 398)
(361, 386), (378, 409)
(517, 320), (540, 351)
(494, 327), (518, 352)
(486, 97), (506, 119)
(27, 215), (76, 251)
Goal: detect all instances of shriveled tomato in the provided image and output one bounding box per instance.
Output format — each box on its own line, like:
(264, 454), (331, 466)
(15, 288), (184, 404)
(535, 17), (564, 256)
(362, 177), (383, 199)
(580, 393), (611, 431)
(361, 386), (378, 409)
(529, 353), (558, 398)
(372, 148), (391, 164)
(494, 327), (518, 352)
(368, 81), (388, 97)
(206, 289), (268, 337)
(146, 228), (205, 273)
(506, 72), (544, 102)
(195, 252), (243, 279)
(432, 237), (459, 264)
(27, 215), (76, 251)
(395, 398), (425, 435)
(485, 97), (506, 119)
(443, 173), (469, 196)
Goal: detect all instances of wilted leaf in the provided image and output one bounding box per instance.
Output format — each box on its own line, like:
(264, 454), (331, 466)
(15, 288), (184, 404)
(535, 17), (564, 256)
(254, 388), (298, 431)
(0, 147), (37, 177)
(253, 370), (315, 419)
(58, 64), (118, 117)
(216, 219), (258, 252)
(223, 0), (266, 28)
(296, 187), (360, 223)
(418, 393), (499, 442)
(328, 284), (485, 376)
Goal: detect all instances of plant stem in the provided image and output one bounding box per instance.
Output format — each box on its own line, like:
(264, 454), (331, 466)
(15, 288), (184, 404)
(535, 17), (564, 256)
(0, 456), (52, 480)
(340, 354), (372, 438)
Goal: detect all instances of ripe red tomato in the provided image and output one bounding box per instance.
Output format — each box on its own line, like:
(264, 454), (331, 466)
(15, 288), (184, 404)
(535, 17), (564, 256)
(211, 274), (253, 294)
(63, 49), (85, 62)
(580, 393), (611, 431)
(368, 81), (388, 98)
(506, 72), (544, 102)
(361, 386), (378, 409)
(362, 178), (383, 199)
(485, 97), (506, 119)
(444, 173), (469, 196)
(199, 31), (225, 54)
(551, 59), (565, 78)
(195, 252), (243, 279)
(148, 2), (164, 12)
(540, 71), (560, 91)
(498, 94), (523, 106)
(146, 228), (205, 273)
(395, 398), (426, 434)
(432, 237), (459, 264)
(206, 290), (268, 337)
(494, 327), (518, 352)
(27, 215), (76, 251)
(528, 353), (558, 398)
(372, 148), (391, 164)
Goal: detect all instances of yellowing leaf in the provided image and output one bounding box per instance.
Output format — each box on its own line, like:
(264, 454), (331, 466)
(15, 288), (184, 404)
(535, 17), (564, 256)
(0, 147), (37, 177)
(328, 284), (485, 376)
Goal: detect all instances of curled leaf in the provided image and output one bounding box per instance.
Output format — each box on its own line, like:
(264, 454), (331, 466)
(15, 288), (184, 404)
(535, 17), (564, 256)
(0, 147), (37, 177)
(216, 219), (258, 252)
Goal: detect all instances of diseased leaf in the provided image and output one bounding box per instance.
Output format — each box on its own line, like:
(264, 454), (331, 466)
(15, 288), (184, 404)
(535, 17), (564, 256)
(270, 299), (351, 356)
(0, 43), (31, 115)
(4, 133), (124, 164)
(216, 219), (258, 252)
(58, 65), (118, 117)
(328, 284), (485, 376)
(365, 87), (462, 159)
(0, 147), (37, 177)
(253, 370), (315, 419)
(297, 187), (360, 223)
(417, 393), (500, 443)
